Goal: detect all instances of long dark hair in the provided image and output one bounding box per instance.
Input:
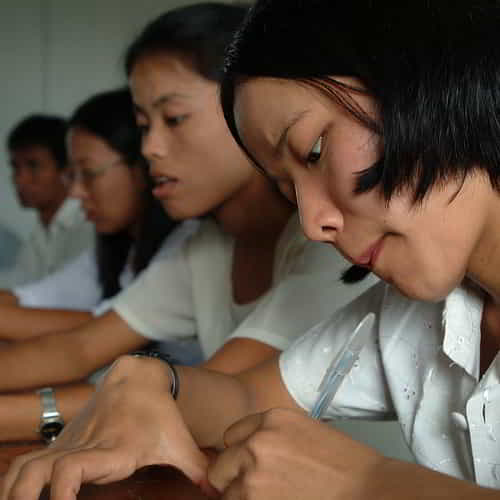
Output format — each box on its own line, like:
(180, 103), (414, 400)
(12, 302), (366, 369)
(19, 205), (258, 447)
(221, 0), (500, 203)
(124, 2), (249, 81)
(68, 88), (178, 299)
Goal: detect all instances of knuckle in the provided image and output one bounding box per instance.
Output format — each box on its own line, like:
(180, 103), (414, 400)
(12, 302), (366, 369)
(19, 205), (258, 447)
(245, 432), (271, 463)
(263, 407), (289, 424)
(107, 355), (136, 378)
(52, 455), (72, 476)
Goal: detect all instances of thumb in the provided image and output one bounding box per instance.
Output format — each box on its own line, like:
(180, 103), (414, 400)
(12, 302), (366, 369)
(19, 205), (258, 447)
(223, 412), (265, 449)
(173, 443), (211, 486)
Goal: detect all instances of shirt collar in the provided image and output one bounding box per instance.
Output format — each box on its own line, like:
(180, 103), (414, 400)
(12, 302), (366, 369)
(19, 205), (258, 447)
(49, 198), (85, 231)
(442, 284), (484, 380)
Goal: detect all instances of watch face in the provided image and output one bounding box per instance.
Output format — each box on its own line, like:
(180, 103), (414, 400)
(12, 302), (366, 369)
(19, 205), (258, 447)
(40, 421), (64, 442)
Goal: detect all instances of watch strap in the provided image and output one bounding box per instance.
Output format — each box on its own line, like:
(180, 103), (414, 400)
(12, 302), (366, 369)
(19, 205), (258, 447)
(37, 387), (62, 420)
(130, 351), (180, 400)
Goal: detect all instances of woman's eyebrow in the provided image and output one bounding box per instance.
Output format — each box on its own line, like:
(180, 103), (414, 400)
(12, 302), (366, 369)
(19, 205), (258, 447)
(273, 110), (310, 159)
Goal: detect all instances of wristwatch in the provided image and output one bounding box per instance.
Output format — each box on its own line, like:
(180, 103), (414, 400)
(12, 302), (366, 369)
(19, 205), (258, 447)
(37, 387), (65, 444)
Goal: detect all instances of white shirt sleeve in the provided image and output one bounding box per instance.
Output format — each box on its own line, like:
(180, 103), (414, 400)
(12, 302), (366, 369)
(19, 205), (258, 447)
(93, 220), (200, 319)
(279, 281), (394, 420)
(111, 228), (198, 340)
(13, 249), (100, 310)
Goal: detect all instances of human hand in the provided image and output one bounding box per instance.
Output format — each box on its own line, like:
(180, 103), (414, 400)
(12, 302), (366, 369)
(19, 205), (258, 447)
(207, 408), (383, 500)
(0, 355), (212, 500)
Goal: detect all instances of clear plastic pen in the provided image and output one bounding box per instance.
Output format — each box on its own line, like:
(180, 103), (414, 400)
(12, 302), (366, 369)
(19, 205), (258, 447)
(309, 312), (375, 420)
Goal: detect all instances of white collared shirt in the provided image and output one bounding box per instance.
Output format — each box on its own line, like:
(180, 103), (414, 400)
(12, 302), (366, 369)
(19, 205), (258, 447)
(280, 281), (500, 488)
(0, 198), (94, 287)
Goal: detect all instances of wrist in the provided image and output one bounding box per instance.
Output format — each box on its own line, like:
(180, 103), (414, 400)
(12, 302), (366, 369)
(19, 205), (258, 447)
(129, 351), (179, 400)
(36, 387), (65, 444)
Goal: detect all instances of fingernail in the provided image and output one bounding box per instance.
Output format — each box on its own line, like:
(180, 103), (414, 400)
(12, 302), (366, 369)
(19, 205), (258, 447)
(198, 477), (220, 498)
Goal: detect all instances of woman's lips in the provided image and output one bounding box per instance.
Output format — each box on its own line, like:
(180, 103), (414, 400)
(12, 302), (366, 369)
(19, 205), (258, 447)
(355, 237), (384, 268)
(151, 175), (178, 199)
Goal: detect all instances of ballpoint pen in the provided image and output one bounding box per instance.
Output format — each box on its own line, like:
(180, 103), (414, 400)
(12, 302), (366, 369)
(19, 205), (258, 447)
(309, 312), (375, 420)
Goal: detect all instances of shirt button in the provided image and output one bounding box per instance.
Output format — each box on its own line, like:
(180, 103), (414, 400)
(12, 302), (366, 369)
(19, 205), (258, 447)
(451, 412), (468, 431)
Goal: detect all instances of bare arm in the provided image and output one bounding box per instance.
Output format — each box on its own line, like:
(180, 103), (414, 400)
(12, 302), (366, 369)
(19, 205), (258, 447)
(0, 311), (148, 392)
(0, 290), (18, 306)
(201, 337), (279, 374)
(0, 304), (92, 341)
(0, 383), (94, 442)
(177, 354), (299, 449)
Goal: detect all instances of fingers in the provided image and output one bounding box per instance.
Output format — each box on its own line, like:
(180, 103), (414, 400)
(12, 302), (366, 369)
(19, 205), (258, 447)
(1, 448), (138, 500)
(207, 413), (263, 494)
(1, 449), (63, 500)
(223, 413), (264, 448)
(207, 444), (254, 494)
(49, 448), (138, 499)
(173, 448), (210, 488)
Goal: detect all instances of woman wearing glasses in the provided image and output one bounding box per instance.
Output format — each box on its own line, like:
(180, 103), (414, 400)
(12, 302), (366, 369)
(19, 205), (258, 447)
(0, 88), (194, 340)
(0, 88), (197, 442)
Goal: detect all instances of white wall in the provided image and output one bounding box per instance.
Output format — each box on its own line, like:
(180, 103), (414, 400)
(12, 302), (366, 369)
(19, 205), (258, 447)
(0, 0), (414, 463)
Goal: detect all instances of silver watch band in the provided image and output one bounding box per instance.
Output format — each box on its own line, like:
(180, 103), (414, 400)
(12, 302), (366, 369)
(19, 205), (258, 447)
(37, 387), (62, 420)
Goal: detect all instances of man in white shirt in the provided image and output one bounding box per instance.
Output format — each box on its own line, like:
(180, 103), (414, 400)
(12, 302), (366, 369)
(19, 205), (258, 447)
(0, 114), (94, 287)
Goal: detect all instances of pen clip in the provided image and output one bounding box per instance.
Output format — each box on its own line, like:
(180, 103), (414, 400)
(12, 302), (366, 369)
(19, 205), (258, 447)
(311, 312), (375, 420)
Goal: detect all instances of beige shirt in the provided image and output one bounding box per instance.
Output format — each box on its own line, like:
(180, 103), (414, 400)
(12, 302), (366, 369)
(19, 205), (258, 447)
(113, 214), (378, 358)
(0, 198), (94, 288)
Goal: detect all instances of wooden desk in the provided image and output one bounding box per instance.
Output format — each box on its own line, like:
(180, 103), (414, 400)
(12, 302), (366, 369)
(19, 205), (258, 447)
(0, 442), (210, 499)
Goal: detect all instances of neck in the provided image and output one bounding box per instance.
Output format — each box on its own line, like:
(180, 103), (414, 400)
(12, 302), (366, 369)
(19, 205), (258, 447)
(467, 189), (500, 302)
(39, 190), (68, 227)
(213, 173), (295, 244)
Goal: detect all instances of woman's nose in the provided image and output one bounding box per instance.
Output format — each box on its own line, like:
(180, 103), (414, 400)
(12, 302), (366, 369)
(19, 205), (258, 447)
(295, 176), (342, 244)
(141, 125), (167, 161)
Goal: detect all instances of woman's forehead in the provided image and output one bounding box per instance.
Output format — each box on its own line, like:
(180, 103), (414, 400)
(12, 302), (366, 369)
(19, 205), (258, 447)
(234, 78), (308, 139)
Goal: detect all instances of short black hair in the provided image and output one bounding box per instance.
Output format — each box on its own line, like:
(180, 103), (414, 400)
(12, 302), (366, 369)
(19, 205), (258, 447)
(125, 2), (249, 82)
(221, 0), (500, 203)
(7, 114), (67, 169)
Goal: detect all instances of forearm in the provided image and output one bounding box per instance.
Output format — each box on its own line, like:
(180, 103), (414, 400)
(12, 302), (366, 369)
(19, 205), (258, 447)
(370, 457), (500, 499)
(177, 365), (256, 449)
(0, 383), (95, 442)
(0, 311), (148, 392)
(0, 290), (18, 306)
(0, 336), (92, 391)
(201, 337), (279, 375)
(0, 305), (92, 341)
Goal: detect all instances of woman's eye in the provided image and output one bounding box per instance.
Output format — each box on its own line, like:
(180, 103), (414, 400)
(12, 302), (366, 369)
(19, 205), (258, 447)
(354, 157), (384, 194)
(165, 115), (187, 127)
(306, 136), (323, 165)
(137, 123), (149, 136)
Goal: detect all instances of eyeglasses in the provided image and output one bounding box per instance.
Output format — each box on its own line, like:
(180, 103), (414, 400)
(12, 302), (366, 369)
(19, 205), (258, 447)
(62, 159), (123, 190)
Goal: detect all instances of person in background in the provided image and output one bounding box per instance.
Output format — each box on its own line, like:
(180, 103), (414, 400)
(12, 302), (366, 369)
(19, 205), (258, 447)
(0, 88), (196, 337)
(0, 2), (374, 450)
(0, 87), (197, 443)
(0, 114), (94, 287)
(6, 2), (500, 500)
